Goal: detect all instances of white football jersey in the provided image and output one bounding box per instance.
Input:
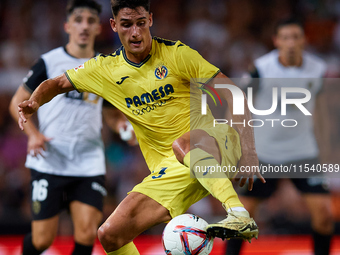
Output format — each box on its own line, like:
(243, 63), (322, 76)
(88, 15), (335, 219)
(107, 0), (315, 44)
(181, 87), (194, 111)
(251, 50), (327, 164)
(23, 47), (105, 176)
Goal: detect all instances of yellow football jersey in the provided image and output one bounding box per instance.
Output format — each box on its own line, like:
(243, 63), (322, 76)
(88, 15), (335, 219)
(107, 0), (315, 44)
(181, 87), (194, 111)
(65, 37), (220, 170)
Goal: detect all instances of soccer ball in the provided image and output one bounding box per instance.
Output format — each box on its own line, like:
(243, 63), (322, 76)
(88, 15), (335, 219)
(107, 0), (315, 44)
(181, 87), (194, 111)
(162, 214), (214, 255)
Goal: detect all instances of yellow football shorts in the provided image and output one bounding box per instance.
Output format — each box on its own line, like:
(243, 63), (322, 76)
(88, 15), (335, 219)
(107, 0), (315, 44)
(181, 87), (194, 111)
(130, 124), (241, 218)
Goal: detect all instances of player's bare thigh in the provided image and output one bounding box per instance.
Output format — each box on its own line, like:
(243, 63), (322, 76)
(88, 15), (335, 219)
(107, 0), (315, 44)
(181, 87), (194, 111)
(173, 129), (221, 165)
(98, 191), (171, 252)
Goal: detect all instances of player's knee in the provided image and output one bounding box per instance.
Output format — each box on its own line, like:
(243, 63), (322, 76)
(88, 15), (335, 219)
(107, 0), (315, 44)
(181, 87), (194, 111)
(75, 223), (97, 245)
(98, 223), (126, 251)
(172, 136), (190, 164)
(97, 224), (110, 245)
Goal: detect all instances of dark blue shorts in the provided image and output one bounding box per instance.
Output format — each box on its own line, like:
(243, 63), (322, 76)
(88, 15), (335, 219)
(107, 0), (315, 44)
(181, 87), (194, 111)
(30, 169), (106, 220)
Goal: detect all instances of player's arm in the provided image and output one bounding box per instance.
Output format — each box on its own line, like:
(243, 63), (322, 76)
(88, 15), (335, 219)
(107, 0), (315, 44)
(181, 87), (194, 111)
(18, 73), (74, 130)
(10, 85), (39, 137)
(213, 72), (265, 190)
(10, 85), (53, 156)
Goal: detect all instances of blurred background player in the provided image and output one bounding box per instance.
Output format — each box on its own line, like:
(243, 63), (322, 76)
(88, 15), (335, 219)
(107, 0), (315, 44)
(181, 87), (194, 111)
(9, 0), (133, 254)
(226, 17), (334, 255)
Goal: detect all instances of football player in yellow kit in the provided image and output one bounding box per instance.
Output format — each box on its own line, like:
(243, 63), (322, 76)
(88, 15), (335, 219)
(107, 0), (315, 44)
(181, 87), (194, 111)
(17, 0), (265, 254)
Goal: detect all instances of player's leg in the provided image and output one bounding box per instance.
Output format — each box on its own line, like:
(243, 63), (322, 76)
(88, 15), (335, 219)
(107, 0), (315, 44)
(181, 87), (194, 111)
(105, 154), (212, 254)
(291, 176), (333, 255)
(293, 177), (333, 255)
(23, 216), (59, 255)
(173, 129), (240, 205)
(173, 128), (258, 241)
(304, 194), (333, 255)
(173, 129), (221, 164)
(97, 191), (171, 254)
(225, 197), (261, 255)
(67, 175), (106, 254)
(225, 178), (279, 254)
(225, 176), (278, 255)
(22, 170), (62, 255)
(304, 194), (333, 235)
(70, 201), (103, 255)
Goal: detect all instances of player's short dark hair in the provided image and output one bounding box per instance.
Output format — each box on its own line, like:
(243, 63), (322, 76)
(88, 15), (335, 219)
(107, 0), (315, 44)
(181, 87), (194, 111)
(110, 0), (150, 17)
(274, 17), (304, 34)
(66, 0), (102, 17)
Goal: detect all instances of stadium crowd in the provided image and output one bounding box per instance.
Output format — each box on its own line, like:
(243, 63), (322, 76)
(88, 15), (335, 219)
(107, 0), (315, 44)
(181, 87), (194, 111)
(1, 0), (340, 236)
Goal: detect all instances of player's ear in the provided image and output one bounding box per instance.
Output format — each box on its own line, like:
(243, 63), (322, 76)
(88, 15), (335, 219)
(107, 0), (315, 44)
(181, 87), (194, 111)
(149, 12), (153, 27)
(64, 21), (70, 34)
(272, 35), (278, 48)
(110, 18), (117, 32)
(96, 23), (102, 36)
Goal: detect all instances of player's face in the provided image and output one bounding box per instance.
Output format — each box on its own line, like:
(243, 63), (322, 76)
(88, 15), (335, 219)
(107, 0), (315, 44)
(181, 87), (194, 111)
(110, 7), (153, 62)
(274, 24), (305, 61)
(65, 8), (101, 48)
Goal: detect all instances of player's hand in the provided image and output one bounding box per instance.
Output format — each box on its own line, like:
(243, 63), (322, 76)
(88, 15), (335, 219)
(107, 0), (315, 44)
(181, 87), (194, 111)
(18, 100), (39, 130)
(27, 132), (53, 157)
(232, 153), (265, 191)
(118, 121), (138, 146)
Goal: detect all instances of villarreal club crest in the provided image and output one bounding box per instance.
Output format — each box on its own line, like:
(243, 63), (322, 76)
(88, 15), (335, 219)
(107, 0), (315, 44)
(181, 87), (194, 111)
(155, 65), (168, 79)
